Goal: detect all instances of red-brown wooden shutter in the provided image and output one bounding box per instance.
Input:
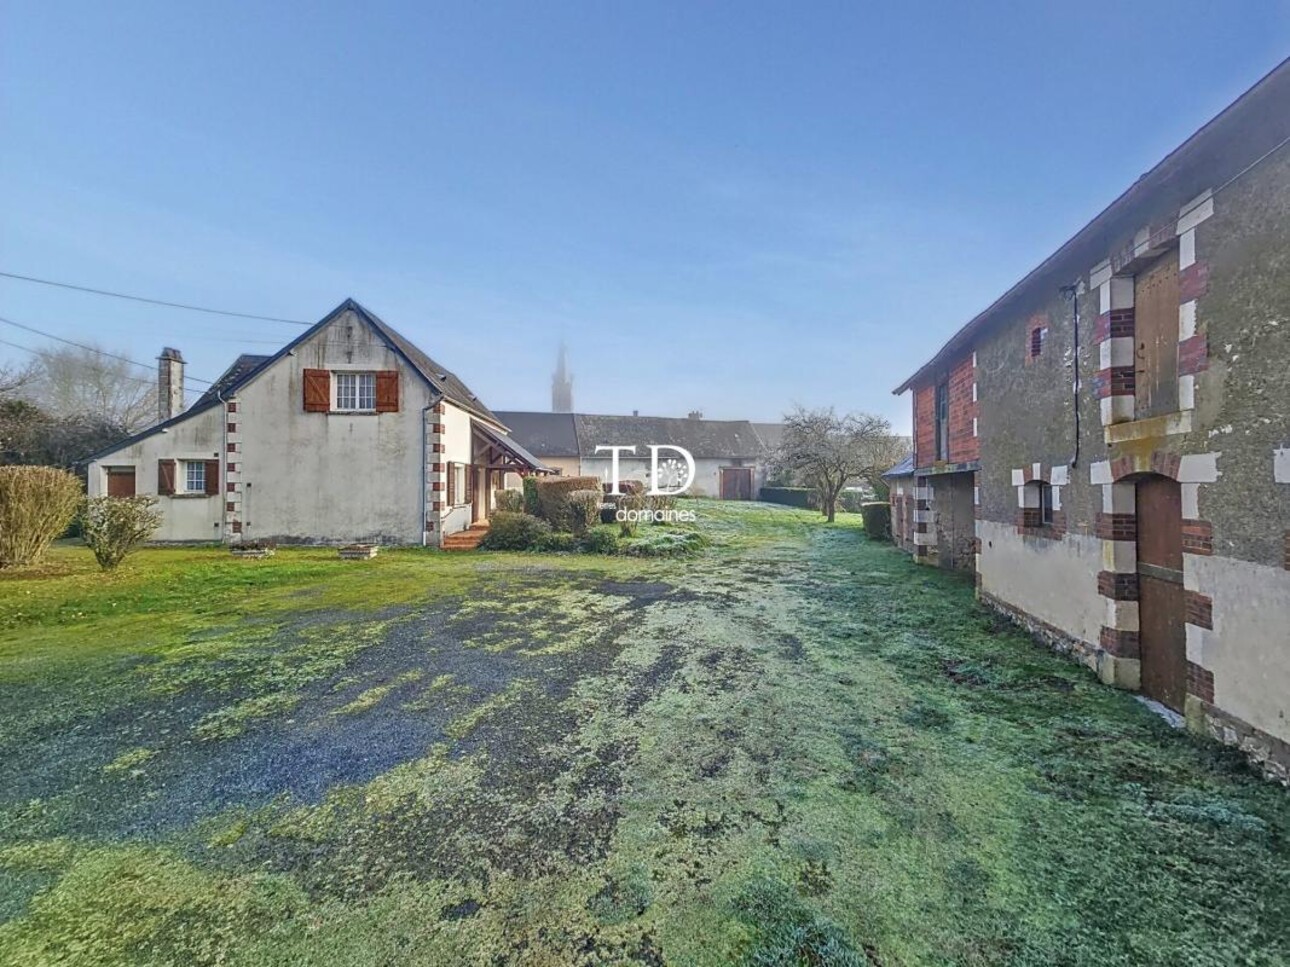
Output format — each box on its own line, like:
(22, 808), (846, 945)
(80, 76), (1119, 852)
(204, 459), (220, 496)
(447, 462), (456, 505)
(158, 459), (176, 495)
(375, 370), (399, 412)
(303, 369), (330, 412)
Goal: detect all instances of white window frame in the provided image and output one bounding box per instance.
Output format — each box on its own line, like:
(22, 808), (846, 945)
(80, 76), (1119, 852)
(182, 459), (206, 494)
(334, 371), (376, 412)
(452, 463), (468, 506)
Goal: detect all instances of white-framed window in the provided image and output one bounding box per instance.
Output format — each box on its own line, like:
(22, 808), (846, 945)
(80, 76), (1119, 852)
(183, 460), (206, 494)
(335, 372), (376, 411)
(450, 463), (469, 506)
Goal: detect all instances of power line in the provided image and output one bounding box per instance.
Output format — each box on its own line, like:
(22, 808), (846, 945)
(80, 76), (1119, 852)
(0, 315), (215, 385)
(0, 270), (312, 325)
(0, 336), (212, 395)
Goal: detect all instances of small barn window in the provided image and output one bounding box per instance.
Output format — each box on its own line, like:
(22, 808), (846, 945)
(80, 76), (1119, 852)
(1029, 325), (1048, 359)
(1031, 480), (1054, 525)
(335, 372), (376, 411)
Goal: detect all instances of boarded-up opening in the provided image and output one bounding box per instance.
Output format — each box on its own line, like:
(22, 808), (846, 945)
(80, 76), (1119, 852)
(1136, 475), (1186, 710)
(106, 467), (136, 497)
(1134, 250), (1180, 419)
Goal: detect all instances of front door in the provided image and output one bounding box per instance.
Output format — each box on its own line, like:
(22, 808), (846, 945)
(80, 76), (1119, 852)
(720, 467), (752, 500)
(106, 467), (136, 497)
(1136, 475), (1187, 709)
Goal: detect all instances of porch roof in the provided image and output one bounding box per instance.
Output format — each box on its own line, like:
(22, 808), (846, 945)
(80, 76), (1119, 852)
(472, 421), (555, 474)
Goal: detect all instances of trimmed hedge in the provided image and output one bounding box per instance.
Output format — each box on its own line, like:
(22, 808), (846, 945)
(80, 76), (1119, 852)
(478, 512), (551, 550)
(534, 475), (602, 530)
(860, 502), (892, 541)
(522, 476), (540, 516)
(760, 487), (818, 509)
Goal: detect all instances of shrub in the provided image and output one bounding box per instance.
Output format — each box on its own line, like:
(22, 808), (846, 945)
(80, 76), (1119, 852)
(616, 490), (645, 536)
(621, 530), (707, 557)
(759, 486), (818, 509)
(494, 489), (524, 514)
(860, 502), (892, 541)
(534, 531), (581, 553)
(478, 512), (550, 550)
(80, 496), (163, 569)
(534, 476), (602, 530)
(582, 527), (619, 555)
(0, 466), (82, 568)
(521, 475), (541, 516)
(566, 489), (603, 536)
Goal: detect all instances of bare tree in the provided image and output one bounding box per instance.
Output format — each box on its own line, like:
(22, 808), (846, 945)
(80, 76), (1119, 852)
(774, 406), (907, 522)
(0, 360), (35, 399)
(23, 345), (155, 431)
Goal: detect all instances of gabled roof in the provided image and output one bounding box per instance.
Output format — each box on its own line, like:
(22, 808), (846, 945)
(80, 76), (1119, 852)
(494, 410), (778, 460)
(86, 298), (502, 462)
(492, 412), (579, 458)
(893, 56), (1290, 395)
(193, 354), (270, 409)
(573, 413), (769, 460)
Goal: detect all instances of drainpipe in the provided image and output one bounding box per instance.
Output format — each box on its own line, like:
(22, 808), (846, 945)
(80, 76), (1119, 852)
(420, 401), (434, 546)
(1060, 282), (1081, 468)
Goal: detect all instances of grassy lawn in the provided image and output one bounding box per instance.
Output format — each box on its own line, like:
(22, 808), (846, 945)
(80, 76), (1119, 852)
(0, 501), (1286, 965)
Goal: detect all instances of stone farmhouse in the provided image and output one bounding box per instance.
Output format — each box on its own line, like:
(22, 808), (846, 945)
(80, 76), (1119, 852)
(495, 410), (778, 499)
(891, 59), (1290, 781)
(86, 299), (548, 547)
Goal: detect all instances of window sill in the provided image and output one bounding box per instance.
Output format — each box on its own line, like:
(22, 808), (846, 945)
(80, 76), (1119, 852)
(329, 410), (378, 416)
(1104, 410), (1192, 444)
(168, 492), (214, 499)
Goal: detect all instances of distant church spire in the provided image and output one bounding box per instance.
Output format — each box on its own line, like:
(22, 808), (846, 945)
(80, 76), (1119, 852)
(552, 342), (573, 412)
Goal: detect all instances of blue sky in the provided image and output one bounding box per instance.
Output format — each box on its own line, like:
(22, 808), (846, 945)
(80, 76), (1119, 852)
(2, 3), (1287, 431)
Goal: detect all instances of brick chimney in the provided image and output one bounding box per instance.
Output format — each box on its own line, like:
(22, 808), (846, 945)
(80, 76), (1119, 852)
(157, 347), (185, 421)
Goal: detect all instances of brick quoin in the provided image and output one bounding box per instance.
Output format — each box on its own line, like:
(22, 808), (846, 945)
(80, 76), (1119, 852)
(1179, 261), (1210, 302)
(226, 401), (238, 413)
(1098, 571), (1139, 600)
(1185, 591), (1214, 630)
(1100, 626), (1140, 658)
(1182, 519), (1214, 555)
(1188, 662), (1215, 703)
(1178, 334), (1209, 375)
(1096, 512), (1137, 541)
(1094, 308), (1135, 343)
(1094, 366), (1136, 399)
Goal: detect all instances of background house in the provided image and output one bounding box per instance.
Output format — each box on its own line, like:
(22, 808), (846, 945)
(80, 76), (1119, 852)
(87, 300), (546, 546)
(495, 410), (780, 498)
(892, 59), (1290, 782)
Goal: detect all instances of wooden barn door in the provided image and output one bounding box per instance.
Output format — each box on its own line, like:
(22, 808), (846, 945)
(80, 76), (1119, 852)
(1136, 475), (1187, 710)
(721, 468), (752, 500)
(1134, 250), (1180, 419)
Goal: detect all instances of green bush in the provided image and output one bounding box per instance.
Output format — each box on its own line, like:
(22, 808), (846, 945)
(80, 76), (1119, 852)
(760, 486), (818, 509)
(0, 466), (82, 568)
(494, 489), (524, 513)
(860, 502), (892, 541)
(567, 489), (603, 536)
(478, 512), (550, 550)
(582, 527), (620, 555)
(534, 475), (602, 530)
(522, 475), (540, 516)
(621, 530), (707, 557)
(616, 490), (645, 536)
(80, 495), (163, 570)
(534, 532), (581, 553)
